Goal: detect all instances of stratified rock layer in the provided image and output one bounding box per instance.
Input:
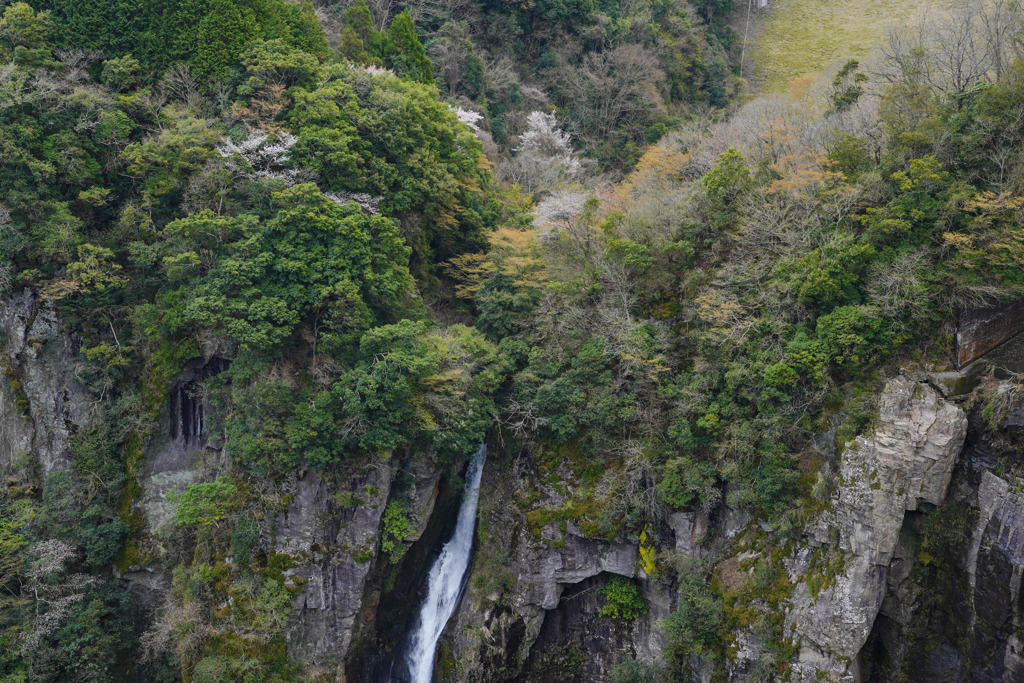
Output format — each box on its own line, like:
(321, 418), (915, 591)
(957, 297), (1024, 368)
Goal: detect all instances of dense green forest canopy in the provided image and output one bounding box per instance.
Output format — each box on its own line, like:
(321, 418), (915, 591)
(2, 0), (1024, 680)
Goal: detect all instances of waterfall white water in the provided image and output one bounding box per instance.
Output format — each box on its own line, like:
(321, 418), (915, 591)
(401, 444), (487, 683)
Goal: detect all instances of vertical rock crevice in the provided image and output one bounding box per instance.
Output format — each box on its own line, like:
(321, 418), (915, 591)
(168, 356), (229, 446)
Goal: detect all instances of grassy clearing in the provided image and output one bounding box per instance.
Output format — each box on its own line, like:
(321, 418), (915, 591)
(744, 0), (950, 92)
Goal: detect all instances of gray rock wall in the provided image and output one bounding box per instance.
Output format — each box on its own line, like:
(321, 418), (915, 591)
(787, 377), (967, 681)
(965, 471), (1024, 681)
(438, 446), (674, 682)
(277, 464), (395, 668)
(0, 290), (93, 481)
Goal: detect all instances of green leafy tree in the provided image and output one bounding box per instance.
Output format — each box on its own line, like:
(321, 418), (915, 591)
(240, 39), (320, 92)
(0, 498), (34, 603)
(829, 59), (868, 114)
(170, 184), (415, 351)
(0, 2), (51, 52)
(703, 148), (752, 231)
(339, 25), (373, 64)
(290, 62), (496, 274)
(33, 0), (327, 82)
(609, 660), (658, 683)
(657, 456), (719, 512)
(100, 54), (142, 92)
(381, 499), (412, 562)
(334, 321), (508, 458)
(827, 134), (872, 179)
(383, 10), (434, 85)
(191, 0), (259, 82)
(663, 572), (725, 666)
(344, 0), (376, 46)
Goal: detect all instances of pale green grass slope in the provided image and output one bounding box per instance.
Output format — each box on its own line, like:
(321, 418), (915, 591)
(746, 0), (950, 92)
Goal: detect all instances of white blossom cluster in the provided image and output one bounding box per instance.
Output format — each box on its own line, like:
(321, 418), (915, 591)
(498, 110), (585, 194)
(450, 105), (484, 135)
(217, 130), (305, 184)
(360, 64), (394, 77)
(532, 188), (589, 231)
(515, 111), (582, 178)
(27, 539), (78, 581)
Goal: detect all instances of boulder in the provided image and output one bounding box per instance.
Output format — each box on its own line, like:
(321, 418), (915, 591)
(927, 371), (980, 399)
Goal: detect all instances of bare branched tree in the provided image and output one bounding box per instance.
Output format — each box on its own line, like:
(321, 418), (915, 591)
(551, 44), (667, 149)
(366, 0), (399, 30)
(594, 441), (663, 523)
(23, 540), (96, 649)
(866, 249), (930, 326)
(160, 63), (208, 115)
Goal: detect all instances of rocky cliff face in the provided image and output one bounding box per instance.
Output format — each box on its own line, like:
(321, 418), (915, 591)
(118, 364), (1024, 683)
(0, 290), (93, 483)
(8, 288), (1024, 683)
(434, 376), (976, 683)
(276, 464), (395, 666)
(859, 395), (1024, 682)
(437, 447), (672, 682)
(0, 292), (452, 681)
(784, 377), (967, 681)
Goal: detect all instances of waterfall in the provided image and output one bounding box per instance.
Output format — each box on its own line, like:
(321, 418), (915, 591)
(398, 444), (487, 683)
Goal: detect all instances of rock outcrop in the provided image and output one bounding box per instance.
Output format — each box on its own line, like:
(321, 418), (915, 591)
(280, 454), (448, 675)
(957, 296), (1024, 368)
(438, 447), (675, 682)
(786, 377), (967, 681)
(277, 464), (395, 667)
(0, 290), (93, 481)
(859, 447), (1024, 681)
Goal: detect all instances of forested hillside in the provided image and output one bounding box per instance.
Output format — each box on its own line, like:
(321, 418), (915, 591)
(3, 0), (1024, 681)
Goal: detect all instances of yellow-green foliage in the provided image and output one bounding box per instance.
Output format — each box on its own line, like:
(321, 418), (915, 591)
(750, 0), (954, 92)
(638, 527), (657, 576)
(4, 367), (29, 415)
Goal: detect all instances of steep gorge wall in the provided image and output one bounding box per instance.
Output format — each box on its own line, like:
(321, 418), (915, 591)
(8, 287), (1024, 682)
(784, 376), (967, 681)
(0, 292), (461, 680)
(859, 402), (1024, 682)
(439, 375), (1024, 683)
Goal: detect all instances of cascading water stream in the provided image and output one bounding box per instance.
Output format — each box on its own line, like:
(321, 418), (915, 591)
(396, 444), (487, 683)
